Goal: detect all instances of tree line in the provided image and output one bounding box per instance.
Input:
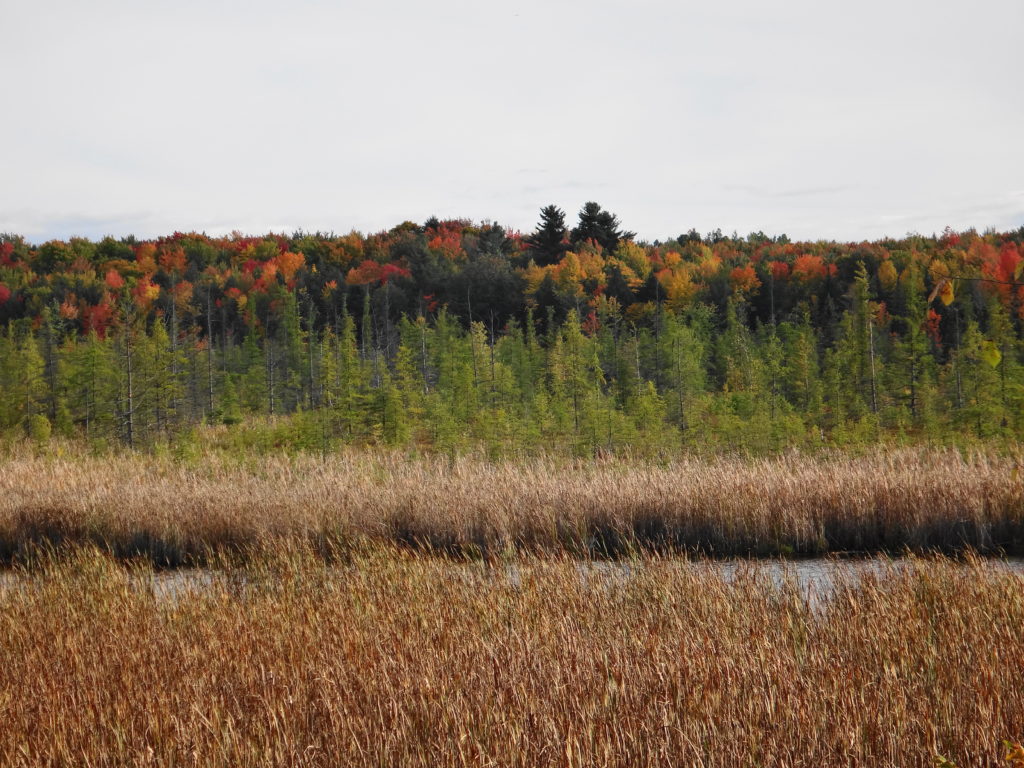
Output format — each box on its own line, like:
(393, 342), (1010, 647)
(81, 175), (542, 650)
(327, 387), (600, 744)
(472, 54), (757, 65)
(0, 205), (1022, 453)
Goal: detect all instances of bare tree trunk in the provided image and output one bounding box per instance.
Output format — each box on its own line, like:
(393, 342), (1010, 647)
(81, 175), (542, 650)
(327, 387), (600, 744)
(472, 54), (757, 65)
(634, 328), (642, 398)
(267, 340), (276, 415)
(169, 276), (179, 418)
(124, 326), (134, 449)
(420, 322), (429, 395)
(674, 337), (687, 431)
(206, 295), (215, 417)
(954, 311), (963, 409)
(867, 313), (878, 413)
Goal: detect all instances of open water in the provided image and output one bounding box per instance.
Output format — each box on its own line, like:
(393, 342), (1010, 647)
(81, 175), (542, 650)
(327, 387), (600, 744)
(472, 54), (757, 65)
(2, 557), (1022, 608)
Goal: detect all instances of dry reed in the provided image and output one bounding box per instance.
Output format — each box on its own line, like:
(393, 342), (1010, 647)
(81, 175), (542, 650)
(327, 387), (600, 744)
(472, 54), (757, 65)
(1, 447), (1022, 564)
(0, 548), (1021, 766)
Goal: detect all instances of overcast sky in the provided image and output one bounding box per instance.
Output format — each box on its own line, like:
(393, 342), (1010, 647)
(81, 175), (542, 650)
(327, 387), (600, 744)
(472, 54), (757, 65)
(2, 0), (1022, 244)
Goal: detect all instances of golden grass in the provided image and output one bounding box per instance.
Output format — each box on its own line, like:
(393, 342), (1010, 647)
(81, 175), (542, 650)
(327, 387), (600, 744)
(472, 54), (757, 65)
(0, 447), (1022, 564)
(0, 547), (1021, 766)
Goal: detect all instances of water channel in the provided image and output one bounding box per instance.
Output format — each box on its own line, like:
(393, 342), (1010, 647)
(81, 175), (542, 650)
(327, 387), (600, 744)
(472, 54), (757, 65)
(3, 556), (1021, 608)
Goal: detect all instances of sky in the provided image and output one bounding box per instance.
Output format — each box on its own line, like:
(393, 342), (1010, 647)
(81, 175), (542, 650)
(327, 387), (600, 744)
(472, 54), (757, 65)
(1, 0), (1022, 244)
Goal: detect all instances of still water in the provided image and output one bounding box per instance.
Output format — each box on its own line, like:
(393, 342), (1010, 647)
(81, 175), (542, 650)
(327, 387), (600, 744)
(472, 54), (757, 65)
(166, 556), (1024, 603)
(3, 557), (1023, 606)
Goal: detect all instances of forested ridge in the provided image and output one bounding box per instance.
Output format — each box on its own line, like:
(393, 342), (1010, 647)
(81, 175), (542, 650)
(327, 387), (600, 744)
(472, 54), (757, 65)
(1, 203), (1023, 454)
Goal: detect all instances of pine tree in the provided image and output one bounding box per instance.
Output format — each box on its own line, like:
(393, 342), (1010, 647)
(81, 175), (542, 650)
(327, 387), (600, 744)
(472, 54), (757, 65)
(0, 325), (46, 433)
(220, 374), (243, 425)
(660, 313), (706, 431)
(331, 307), (365, 439)
(715, 298), (762, 395)
(982, 297), (1022, 433)
(0, 329), (15, 429)
(524, 205), (569, 267)
(239, 322), (268, 413)
(376, 368), (409, 446)
(886, 267), (936, 432)
(277, 289), (305, 413)
(393, 333), (425, 435)
(19, 330), (46, 433)
(627, 381), (668, 454)
(570, 202), (634, 253)
(63, 331), (118, 441)
(759, 322), (784, 423)
(778, 314), (822, 427)
(957, 320), (1003, 436)
(554, 311), (604, 440)
(116, 313), (139, 447)
(852, 263), (879, 413)
(39, 305), (65, 423)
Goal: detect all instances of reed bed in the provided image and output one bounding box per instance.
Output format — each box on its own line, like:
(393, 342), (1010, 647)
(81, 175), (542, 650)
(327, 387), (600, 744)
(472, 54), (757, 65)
(1, 448), (1022, 564)
(0, 548), (1020, 766)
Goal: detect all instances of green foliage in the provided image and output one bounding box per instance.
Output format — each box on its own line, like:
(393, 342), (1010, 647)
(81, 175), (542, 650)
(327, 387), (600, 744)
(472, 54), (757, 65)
(27, 413), (51, 445)
(219, 375), (243, 425)
(1, 222), (1023, 456)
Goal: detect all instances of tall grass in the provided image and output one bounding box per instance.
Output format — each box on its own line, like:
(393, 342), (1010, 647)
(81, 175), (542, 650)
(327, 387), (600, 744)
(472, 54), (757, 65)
(0, 548), (1021, 766)
(1, 447), (1022, 564)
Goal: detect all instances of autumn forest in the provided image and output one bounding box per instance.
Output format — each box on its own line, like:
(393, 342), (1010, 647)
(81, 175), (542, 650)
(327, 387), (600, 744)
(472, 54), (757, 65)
(1, 203), (1022, 455)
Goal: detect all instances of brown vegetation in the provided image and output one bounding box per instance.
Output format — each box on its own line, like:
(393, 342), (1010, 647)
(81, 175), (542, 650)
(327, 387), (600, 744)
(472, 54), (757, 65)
(0, 548), (1021, 766)
(1, 447), (1022, 564)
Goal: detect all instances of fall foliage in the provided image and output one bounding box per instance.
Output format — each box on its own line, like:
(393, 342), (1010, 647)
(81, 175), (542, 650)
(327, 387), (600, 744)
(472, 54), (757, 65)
(0, 211), (1021, 451)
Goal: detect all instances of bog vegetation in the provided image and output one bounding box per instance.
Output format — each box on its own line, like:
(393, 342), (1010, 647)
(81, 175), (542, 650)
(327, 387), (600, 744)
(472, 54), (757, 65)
(1, 448), (1022, 564)
(1, 205), (1023, 455)
(1, 548), (1022, 766)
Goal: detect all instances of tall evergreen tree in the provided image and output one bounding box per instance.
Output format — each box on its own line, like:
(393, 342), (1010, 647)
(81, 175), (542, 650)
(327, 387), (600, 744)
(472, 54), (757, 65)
(570, 202), (635, 253)
(524, 205), (569, 267)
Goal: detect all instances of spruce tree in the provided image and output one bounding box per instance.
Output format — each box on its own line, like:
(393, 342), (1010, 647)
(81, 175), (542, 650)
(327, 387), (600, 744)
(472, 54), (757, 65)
(239, 323), (268, 413)
(570, 202), (635, 253)
(524, 205), (568, 267)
